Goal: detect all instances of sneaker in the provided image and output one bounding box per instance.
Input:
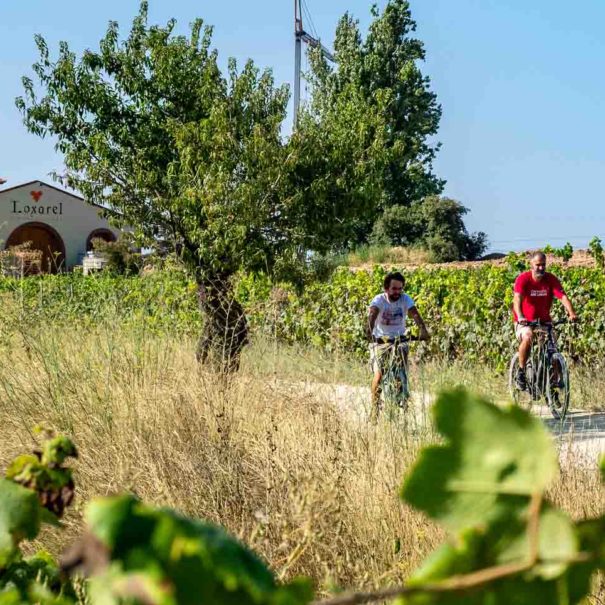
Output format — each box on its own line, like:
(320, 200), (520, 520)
(516, 368), (527, 391)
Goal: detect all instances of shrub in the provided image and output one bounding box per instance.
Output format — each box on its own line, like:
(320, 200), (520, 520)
(370, 197), (488, 262)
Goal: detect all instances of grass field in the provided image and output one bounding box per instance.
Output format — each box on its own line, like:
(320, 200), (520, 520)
(0, 322), (603, 601)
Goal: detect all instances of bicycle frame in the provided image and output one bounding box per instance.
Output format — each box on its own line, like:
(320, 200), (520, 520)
(526, 328), (556, 399)
(374, 337), (411, 412)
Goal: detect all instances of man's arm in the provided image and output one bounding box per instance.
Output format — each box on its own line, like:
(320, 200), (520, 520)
(513, 292), (526, 323)
(408, 307), (430, 340)
(560, 295), (578, 321)
(367, 306), (379, 341)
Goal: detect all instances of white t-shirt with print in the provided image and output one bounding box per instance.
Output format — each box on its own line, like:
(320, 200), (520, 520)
(369, 293), (415, 339)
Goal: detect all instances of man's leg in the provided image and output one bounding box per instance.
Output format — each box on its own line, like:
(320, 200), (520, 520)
(518, 332), (532, 368)
(369, 343), (383, 422)
(516, 327), (533, 390)
(399, 345), (410, 401)
(371, 370), (382, 405)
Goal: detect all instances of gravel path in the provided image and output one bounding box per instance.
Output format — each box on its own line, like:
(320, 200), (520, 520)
(289, 381), (605, 467)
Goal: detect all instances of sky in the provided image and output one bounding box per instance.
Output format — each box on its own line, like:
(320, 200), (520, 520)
(1, 0), (604, 253)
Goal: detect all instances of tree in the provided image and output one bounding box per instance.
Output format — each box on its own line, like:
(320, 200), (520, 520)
(304, 0), (445, 245)
(16, 3), (376, 370)
(370, 196), (488, 261)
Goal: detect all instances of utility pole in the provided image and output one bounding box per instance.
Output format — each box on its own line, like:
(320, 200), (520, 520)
(293, 0), (334, 125)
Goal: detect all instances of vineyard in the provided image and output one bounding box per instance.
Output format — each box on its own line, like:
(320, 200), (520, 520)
(2, 261), (605, 369)
(1, 391), (604, 605)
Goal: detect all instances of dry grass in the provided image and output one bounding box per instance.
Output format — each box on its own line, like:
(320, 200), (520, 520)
(0, 323), (602, 601)
(345, 245), (432, 268)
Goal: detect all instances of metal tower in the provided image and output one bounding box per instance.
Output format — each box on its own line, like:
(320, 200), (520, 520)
(293, 0), (334, 124)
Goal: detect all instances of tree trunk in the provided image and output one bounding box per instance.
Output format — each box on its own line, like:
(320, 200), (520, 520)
(195, 276), (249, 373)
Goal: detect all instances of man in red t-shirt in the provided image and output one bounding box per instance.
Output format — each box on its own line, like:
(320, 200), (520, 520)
(513, 251), (577, 390)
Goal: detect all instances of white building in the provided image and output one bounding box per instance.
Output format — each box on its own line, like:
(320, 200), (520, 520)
(0, 180), (120, 272)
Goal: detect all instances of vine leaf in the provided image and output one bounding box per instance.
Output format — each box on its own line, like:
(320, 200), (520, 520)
(394, 389), (603, 605)
(401, 388), (558, 530)
(0, 479), (41, 566)
(5, 436), (77, 519)
(84, 494), (313, 605)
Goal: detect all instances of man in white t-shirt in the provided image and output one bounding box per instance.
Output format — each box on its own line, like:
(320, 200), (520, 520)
(367, 271), (429, 419)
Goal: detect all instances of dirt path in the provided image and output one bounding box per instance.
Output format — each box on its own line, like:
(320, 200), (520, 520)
(289, 380), (605, 467)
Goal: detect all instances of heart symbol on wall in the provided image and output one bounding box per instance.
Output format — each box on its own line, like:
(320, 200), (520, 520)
(30, 190), (43, 202)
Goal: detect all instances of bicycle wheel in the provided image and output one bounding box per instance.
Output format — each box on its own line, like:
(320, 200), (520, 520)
(508, 353), (533, 409)
(382, 366), (409, 418)
(546, 352), (570, 420)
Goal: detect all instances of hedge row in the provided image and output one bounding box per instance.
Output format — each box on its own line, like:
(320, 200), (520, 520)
(1, 265), (604, 368)
(0, 270), (201, 333)
(238, 265), (605, 368)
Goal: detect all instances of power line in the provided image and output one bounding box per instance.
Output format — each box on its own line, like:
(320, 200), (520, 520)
(301, 0), (319, 40)
(489, 235), (603, 245)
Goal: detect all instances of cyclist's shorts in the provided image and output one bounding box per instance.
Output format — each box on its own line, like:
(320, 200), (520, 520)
(369, 342), (408, 374)
(515, 323), (533, 341)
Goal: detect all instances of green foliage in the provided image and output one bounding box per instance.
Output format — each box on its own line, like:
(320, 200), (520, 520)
(17, 1), (388, 283)
(0, 480), (41, 565)
(0, 434), (77, 604)
(588, 236), (604, 269)
(5, 260), (605, 370)
(397, 388), (604, 605)
(6, 434), (77, 518)
(402, 389), (558, 531)
(505, 251), (528, 273)
(0, 270), (200, 334)
(83, 495), (312, 605)
(305, 0), (444, 245)
(91, 238), (142, 276)
(552, 242), (574, 263)
(239, 263), (605, 369)
(370, 197), (487, 262)
(19, 1), (423, 367)
(17, 2), (282, 278)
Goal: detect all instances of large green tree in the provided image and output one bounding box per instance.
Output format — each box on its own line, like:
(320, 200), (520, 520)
(304, 0), (445, 245)
(17, 3), (379, 370)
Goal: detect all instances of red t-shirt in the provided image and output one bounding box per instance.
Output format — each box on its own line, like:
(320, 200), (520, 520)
(513, 271), (565, 322)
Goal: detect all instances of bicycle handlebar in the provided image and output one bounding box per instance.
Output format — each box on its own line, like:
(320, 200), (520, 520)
(372, 334), (421, 344)
(519, 318), (576, 328)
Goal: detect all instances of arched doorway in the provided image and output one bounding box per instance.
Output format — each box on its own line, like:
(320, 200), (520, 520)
(86, 228), (117, 252)
(5, 222), (66, 274)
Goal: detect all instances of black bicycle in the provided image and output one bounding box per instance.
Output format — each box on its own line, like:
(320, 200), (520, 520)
(508, 319), (570, 420)
(373, 334), (419, 419)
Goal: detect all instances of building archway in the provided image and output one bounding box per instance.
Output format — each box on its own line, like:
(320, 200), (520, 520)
(5, 222), (65, 274)
(86, 228), (117, 252)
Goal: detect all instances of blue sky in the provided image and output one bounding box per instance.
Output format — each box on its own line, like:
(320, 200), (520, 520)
(1, 0), (604, 252)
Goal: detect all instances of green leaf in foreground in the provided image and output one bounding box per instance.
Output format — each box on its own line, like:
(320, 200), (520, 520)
(85, 495), (313, 605)
(401, 388), (558, 530)
(0, 479), (41, 566)
(395, 389), (605, 605)
(398, 506), (581, 604)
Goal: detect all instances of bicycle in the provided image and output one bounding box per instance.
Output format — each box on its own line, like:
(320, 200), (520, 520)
(372, 334), (419, 419)
(508, 319), (571, 420)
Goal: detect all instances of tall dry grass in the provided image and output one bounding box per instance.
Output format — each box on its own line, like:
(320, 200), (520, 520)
(0, 321), (602, 601)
